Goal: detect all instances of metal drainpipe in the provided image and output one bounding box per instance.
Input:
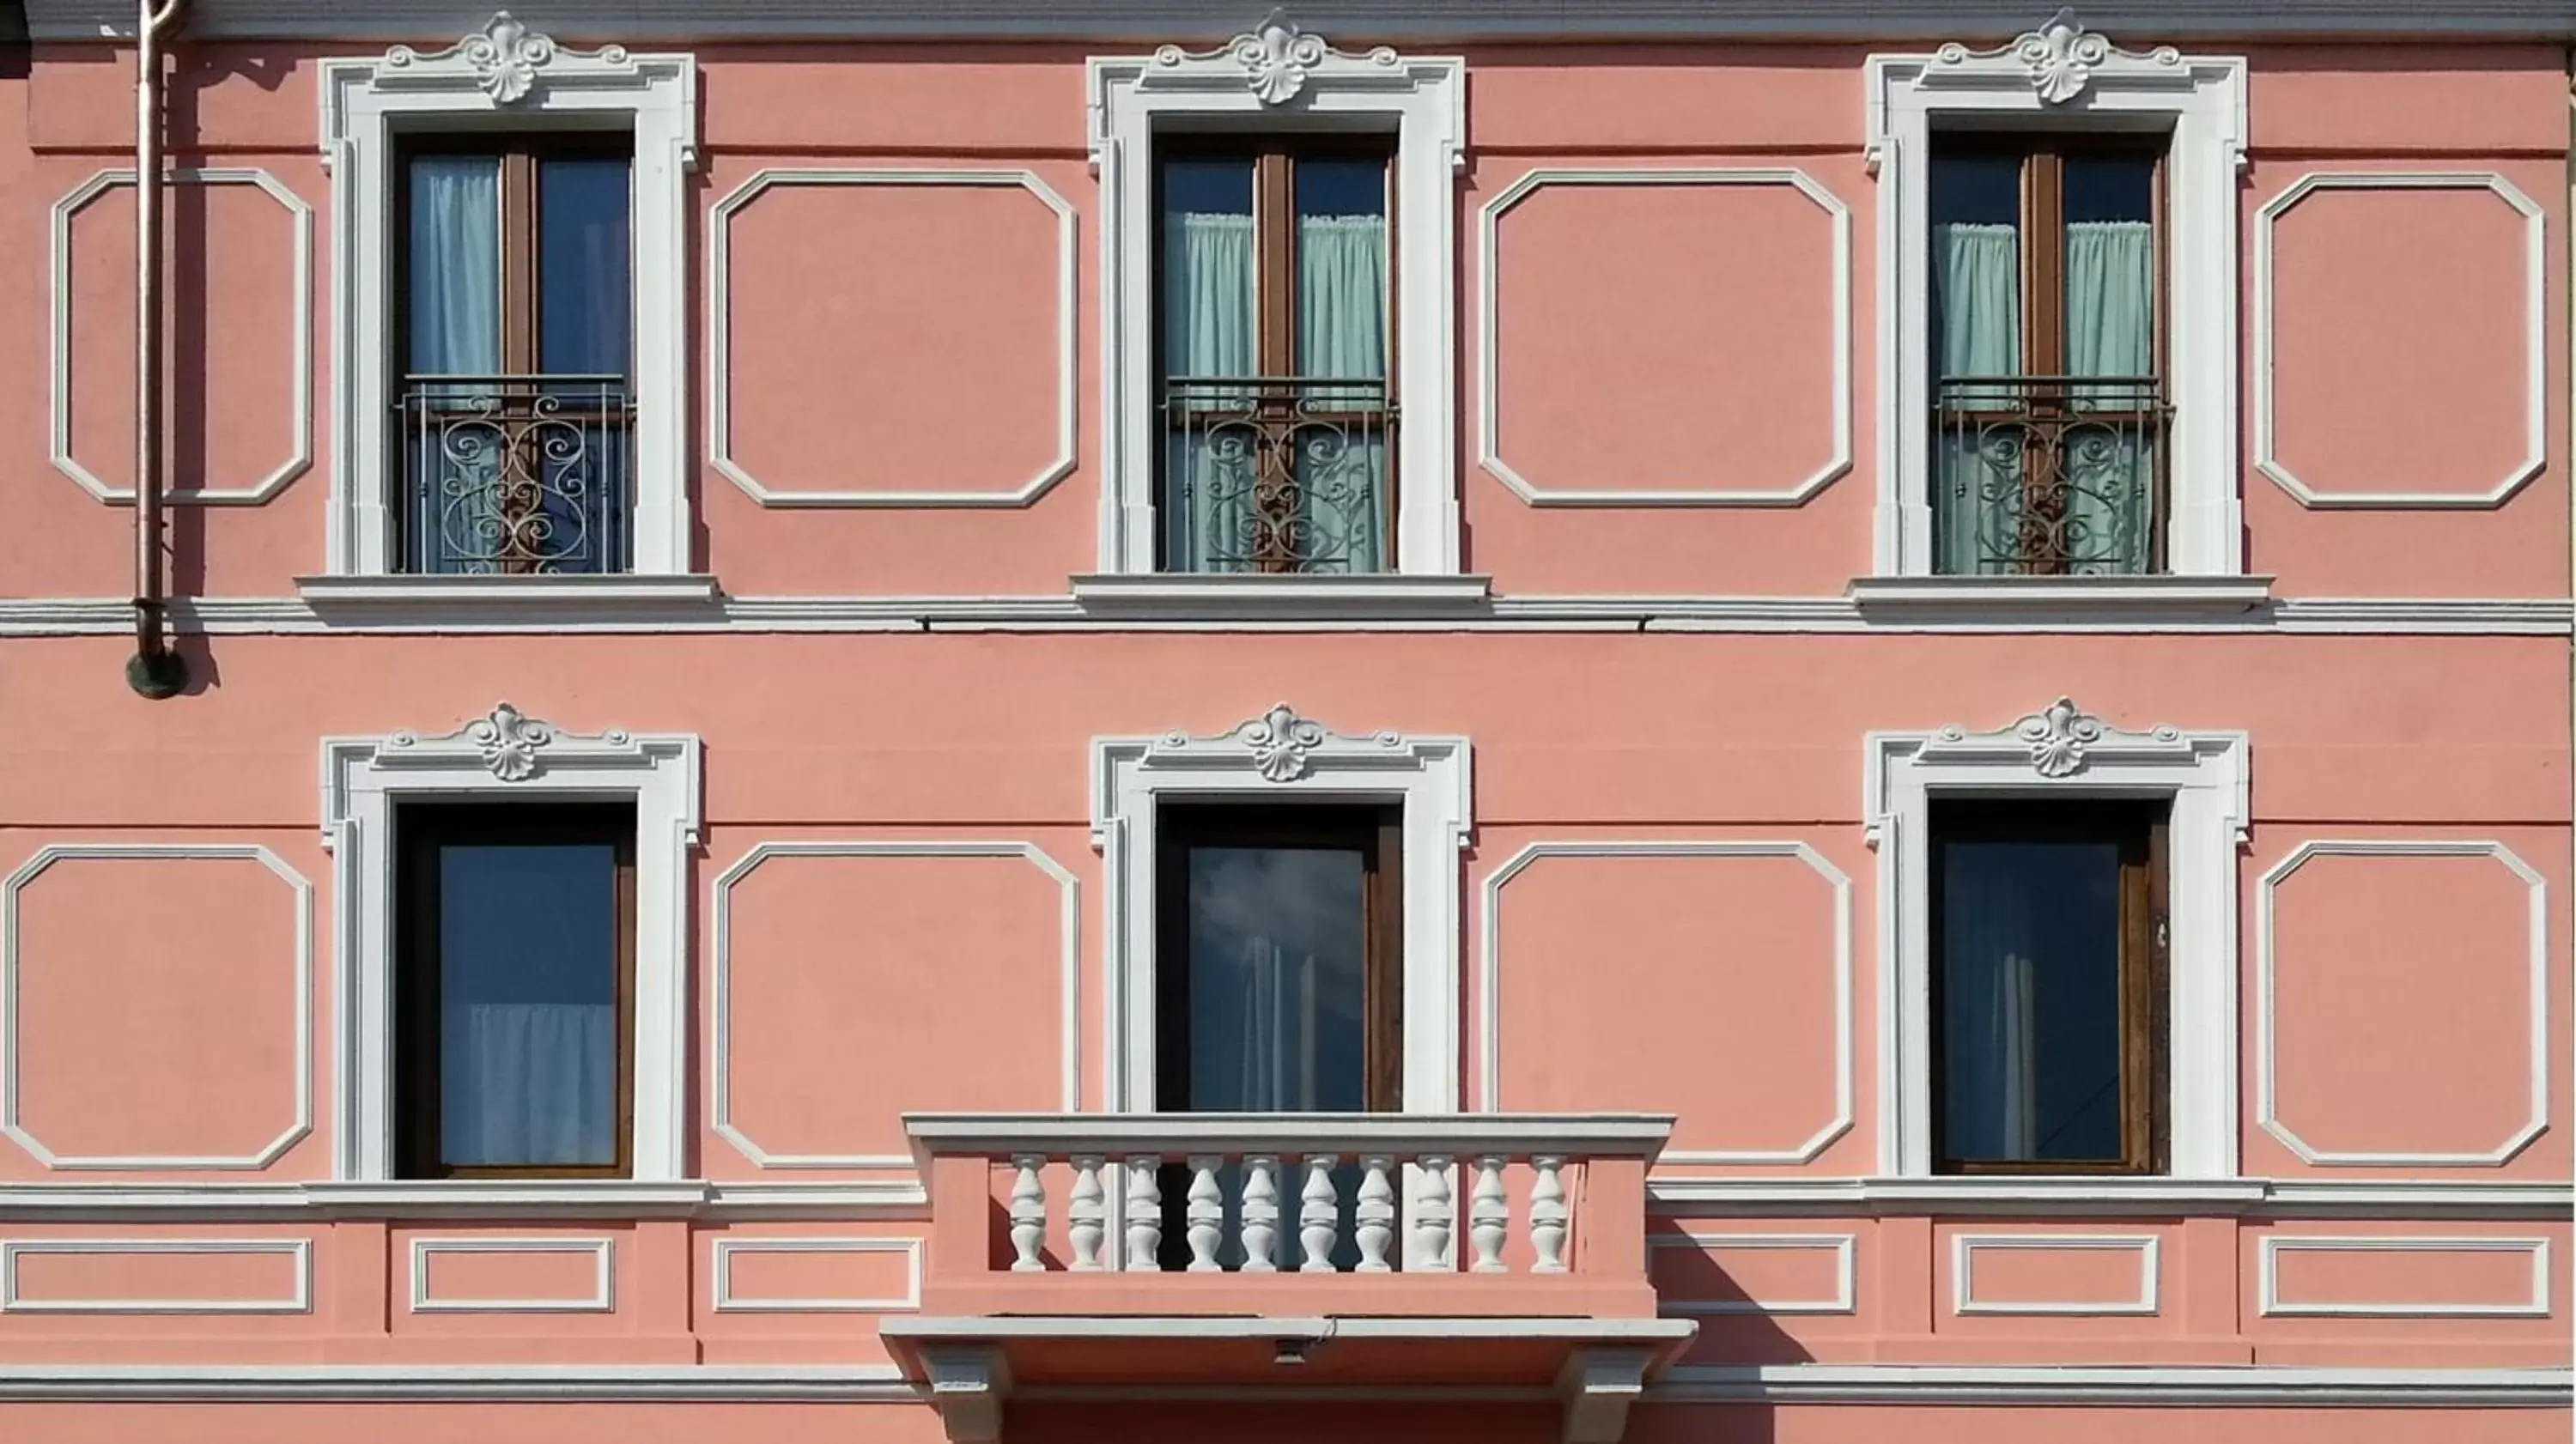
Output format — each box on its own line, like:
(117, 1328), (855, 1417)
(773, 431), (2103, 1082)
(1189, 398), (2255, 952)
(126, 0), (187, 699)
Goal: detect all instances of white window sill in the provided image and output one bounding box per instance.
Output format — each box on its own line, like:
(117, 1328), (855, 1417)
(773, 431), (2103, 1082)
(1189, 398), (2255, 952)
(1848, 573), (2274, 626)
(296, 573), (722, 623)
(1071, 572), (1494, 621)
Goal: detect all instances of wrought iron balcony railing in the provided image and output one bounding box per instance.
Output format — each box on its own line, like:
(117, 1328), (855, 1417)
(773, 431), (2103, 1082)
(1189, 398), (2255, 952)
(398, 374), (634, 575)
(1934, 374), (2170, 576)
(1162, 376), (1394, 574)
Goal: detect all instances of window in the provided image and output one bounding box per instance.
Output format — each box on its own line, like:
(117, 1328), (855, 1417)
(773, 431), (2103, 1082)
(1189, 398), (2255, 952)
(1157, 140), (1394, 574)
(1089, 23), (1463, 578)
(1929, 137), (2165, 576)
(1155, 804), (1403, 1111)
(1930, 799), (2166, 1174)
(397, 136), (634, 576)
(396, 803), (635, 1179)
(318, 21), (695, 579)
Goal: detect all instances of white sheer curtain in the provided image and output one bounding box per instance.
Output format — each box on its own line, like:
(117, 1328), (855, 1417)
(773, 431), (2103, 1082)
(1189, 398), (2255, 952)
(1933, 221), (2021, 576)
(407, 157), (501, 573)
(1163, 210), (1257, 572)
(1296, 212), (1388, 573)
(441, 1002), (617, 1166)
(1941, 851), (2040, 1161)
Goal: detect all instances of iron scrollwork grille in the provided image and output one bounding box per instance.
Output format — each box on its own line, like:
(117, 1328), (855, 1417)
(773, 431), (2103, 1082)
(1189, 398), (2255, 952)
(1934, 375), (2170, 576)
(1162, 377), (1395, 574)
(398, 374), (634, 574)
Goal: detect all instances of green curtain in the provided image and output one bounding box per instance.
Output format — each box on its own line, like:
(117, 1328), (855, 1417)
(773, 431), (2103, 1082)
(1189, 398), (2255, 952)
(1934, 222), (2021, 575)
(2062, 220), (2155, 572)
(1294, 212), (1388, 573)
(1163, 210), (1257, 572)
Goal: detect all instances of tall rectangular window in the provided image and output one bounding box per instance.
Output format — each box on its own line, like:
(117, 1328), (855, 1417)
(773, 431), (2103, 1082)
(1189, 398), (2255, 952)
(1155, 805), (1402, 1113)
(1930, 137), (2165, 575)
(398, 136), (633, 575)
(397, 804), (635, 1179)
(1931, 800), (2166, 1174)
(1157, 140), (1393, 575)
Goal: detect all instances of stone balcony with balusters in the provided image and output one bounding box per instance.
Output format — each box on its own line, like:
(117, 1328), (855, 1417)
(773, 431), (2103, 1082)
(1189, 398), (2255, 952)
(881, 1114), (1692, 1433)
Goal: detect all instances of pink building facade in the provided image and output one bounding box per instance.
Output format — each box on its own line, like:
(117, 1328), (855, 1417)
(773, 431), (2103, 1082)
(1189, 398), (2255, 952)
(0, 2), (2568, 1439)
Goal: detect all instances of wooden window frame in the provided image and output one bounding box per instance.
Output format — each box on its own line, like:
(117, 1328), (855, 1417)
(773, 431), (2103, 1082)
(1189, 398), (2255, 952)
(392, 131), (634, 381)
(1152, 803), (1405, 1113)
(1929, 133), (2170, 573)
(1151, 135), (1399, 573)
(394, 802), (637, 1180)
(1927, 798), (2168, 1176)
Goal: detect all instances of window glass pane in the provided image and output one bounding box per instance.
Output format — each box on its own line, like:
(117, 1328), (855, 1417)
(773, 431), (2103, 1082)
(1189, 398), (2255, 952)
(1938, 836), (2125, 1163)
(1292, 156), (1387, 381)
(539, 156), (632, 377)
(1928, 150), (2022, 382)
(438, 841), (619, 1167)
(1161, 157), (1256, 381)
(2063, 153), (2154, 380)
(1182, 843), (1367, 1113)
(406, 155), (501, 377)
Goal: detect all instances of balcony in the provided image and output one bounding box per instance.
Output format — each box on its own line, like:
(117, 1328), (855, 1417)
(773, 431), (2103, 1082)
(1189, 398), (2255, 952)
(1162, 377), (1394, 574)
(1933, 374), (2170, 576)
(398, 374), (634, 575)
(884, 1113), (1691, 1442)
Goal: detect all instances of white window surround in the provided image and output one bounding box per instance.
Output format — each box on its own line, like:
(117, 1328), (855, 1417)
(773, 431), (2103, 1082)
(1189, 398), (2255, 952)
(316, 12), (699, 579)
(1085, 13), (1465, 578)
(1090, 703), (1471, 1111)
(1864, 696), (2249, 1179)
(321, 701), (702, 1181)
(1863, 14), (2248, 577)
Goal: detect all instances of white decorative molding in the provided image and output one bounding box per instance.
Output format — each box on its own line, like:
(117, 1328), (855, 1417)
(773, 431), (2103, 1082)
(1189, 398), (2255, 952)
(1867, 698), (2248, 1178)
(320, 704), (702, 1181)
(0, 1359), (2560, 1407)
(1478, 168), (1851, 507)
(1087, 26), (1464, 573)
(708, 842), (1080, 1170)
(2254, 172), (2548, 509)
(48, 168), (313, 506)
(1650, 1232), (1857, 1315)
(1, 845), (313, 1171)
(0, 1238), (313, 1314)
(2258, 1235), (2553, 1319)
(706, 169), (1077, 508)
(710, 1236), (924, 1312)
(1479, 842), (1852, 1165)
(1091, 705), (1470, 1112)
(1864, 26), (2245, 575)
(3, 592), (2571, 637)
(2257, 840), (2550, 1168)
(317, 17), (696, 575)
(409, 1236), (615, 1314)
(1951, 1233), (2160, 1316)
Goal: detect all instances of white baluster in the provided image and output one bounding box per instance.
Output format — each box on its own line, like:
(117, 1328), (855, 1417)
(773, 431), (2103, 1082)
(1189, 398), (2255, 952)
(1068, 1155), (1107, 1271)
(1529, 1155), (1569, 1274)
(1240, 1155), (1280, 1272)
(1185, 1156), (1224, 1272)
(1297, 1155), (1340, 1272)
(1008, 1154), (1048, 1272)
(1468, 1155), (1510, 1274)
(1412, 1153), (1455, 1271)
(1124, 1154), (1163, 1271)
(1354, 1156), (1396, 1272)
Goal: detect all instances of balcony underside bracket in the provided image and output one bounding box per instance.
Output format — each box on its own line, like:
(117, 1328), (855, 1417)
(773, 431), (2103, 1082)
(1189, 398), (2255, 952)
(920, 1345), (1010, 1444)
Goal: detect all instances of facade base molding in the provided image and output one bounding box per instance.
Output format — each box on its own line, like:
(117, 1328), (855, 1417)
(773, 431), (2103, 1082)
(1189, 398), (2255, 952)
(1, 593), (2568, 637)
(0, 1177), (2559, 1222)
(0, 1362), (2561, 1409)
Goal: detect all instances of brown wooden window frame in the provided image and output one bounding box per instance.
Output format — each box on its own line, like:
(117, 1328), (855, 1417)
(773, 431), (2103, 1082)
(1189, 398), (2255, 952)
(1151, 133), (1399, 574)
(1927, 798), (2168, 1176)
(1929, 132), (2171, 574)
(394, 801), (638, 1180)
(1152, 803), (1406, 1113)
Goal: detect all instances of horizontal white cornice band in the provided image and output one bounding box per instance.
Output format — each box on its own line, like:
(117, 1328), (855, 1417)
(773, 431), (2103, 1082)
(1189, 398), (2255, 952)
(0, 594), (2567, 636)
